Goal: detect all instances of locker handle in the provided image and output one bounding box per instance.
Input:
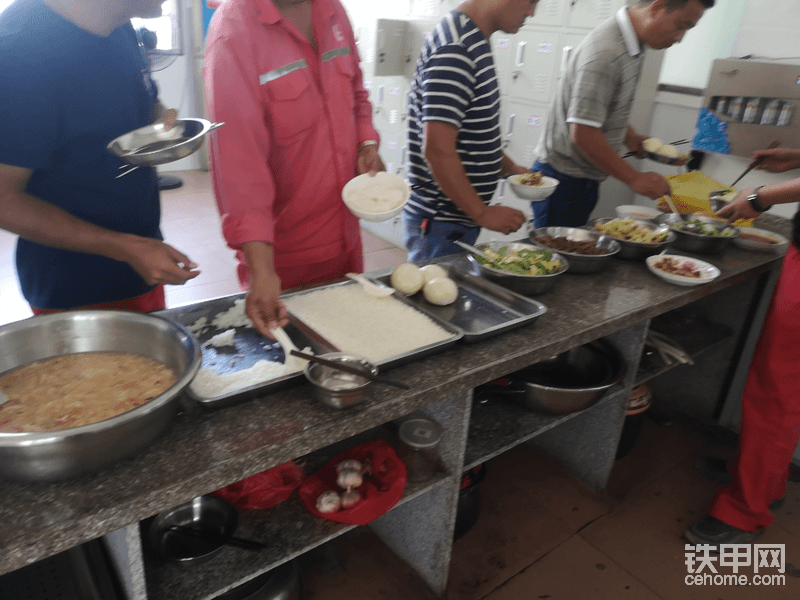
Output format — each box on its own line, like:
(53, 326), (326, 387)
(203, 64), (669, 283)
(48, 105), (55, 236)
(515, 41), (527, 67)
(506, 114), (515, 136)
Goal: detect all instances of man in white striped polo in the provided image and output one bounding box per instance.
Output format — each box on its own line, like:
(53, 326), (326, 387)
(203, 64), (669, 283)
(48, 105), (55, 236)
(531, 0), (714, 228)
(404, 0), (539, 262)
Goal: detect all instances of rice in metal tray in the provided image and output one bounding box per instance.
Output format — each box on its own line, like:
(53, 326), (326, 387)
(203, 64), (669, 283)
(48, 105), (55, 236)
(283, 284), (452, 363)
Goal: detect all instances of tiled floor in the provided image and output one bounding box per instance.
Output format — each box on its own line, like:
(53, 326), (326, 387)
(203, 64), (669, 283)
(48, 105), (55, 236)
(2, 172), (798, 598)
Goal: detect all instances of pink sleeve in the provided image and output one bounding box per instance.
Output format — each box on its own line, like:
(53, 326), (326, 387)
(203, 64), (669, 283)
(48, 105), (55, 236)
(204, 33), (276, 250)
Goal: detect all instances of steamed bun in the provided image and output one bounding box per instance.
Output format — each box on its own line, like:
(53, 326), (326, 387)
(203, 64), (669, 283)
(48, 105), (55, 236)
(423, 277), (458, 306)
(657, 144), (679, 158)
(390, 263), (424, 295)
(420, 264), (447, 284)
(642, 138), (663, 153)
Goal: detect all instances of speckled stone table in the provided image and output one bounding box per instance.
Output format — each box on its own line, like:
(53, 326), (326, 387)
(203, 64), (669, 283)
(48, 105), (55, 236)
(0, 214), (791, 599)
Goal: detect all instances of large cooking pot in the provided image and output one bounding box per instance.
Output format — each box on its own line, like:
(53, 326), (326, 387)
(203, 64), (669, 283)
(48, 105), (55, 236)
(0, 310), (200, 481)
(476, 339), (626, 415)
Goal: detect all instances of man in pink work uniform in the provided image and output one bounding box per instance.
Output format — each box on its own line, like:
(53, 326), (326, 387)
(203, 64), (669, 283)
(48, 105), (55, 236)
(204, 0), (383, 337)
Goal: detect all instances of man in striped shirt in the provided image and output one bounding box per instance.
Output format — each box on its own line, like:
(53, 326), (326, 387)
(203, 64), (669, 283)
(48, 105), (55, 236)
(531, 0), (713, 228)
(404, 0), (539, 262)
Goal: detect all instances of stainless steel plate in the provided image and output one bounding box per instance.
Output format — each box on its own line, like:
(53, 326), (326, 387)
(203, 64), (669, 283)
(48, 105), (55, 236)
(372, 262), (547, 342)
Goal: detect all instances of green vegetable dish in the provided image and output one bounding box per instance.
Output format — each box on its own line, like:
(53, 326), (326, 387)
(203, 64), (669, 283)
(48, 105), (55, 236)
(672, 220), (735, 237)
(475, 246), (564, 276)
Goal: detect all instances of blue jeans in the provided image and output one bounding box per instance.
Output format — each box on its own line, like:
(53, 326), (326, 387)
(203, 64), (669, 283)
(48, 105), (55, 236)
(403, 211), (480, 263)
(530, 161), (600, 229)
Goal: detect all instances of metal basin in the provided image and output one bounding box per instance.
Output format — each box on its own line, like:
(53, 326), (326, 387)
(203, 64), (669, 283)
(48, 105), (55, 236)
(304, 353), (377, 410)
(529, 227), (620, 274)
(477, 339), (626, 415)
(656, 213), (739, 254)
(466, 241), (569, 296)
(0, 310), (200, 481)
(590, 218), (675, 260)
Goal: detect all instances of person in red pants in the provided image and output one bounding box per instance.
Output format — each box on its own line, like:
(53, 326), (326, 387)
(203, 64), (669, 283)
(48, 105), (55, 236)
(685, 147), (800, 551)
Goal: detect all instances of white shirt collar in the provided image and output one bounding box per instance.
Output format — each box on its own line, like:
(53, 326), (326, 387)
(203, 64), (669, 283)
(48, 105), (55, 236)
(616, 6), (642, 57)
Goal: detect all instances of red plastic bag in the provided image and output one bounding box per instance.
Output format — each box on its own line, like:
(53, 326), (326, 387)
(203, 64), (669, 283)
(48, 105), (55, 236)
(298, 440), (407, 525)
(212, 461), (305, 510)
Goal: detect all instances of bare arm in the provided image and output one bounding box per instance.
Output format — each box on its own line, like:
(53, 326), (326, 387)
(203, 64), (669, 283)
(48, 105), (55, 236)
(423, 121), (526, 234)
(242, 240), (288, 338)
(717, 148), (800, 222)
(0, 163), (198, 286)
(501, 153), (529, 177)
(570, 123), (671, 200)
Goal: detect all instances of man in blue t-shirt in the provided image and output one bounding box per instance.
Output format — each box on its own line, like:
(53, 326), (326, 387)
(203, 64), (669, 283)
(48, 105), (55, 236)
(0, 0), (199, 314)
(404, 0), (539, 262)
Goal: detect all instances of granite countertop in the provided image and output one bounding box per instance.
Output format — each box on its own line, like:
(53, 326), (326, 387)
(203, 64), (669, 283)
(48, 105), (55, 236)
(0, 214), (791, 576)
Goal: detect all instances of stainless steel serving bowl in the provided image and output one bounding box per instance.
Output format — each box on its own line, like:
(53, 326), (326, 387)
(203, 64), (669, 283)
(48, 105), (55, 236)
(466, 241), (569, 296)
(529, 227), (620, 274)
(656, 213), (739, 254)
(0, 310), (200, 481)
(589, 218), (676, 260)
(107, 118), (224, 167)
(476, 338), (626, 415)
(304, 353), (377, 410)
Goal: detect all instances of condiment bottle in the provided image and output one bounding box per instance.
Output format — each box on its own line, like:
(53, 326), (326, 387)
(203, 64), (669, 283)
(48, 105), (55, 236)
(398, 417), (443, 484)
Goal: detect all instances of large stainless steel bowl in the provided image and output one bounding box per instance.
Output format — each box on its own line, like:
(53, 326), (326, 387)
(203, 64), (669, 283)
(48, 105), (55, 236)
(529, 227), (620, 274)
(656, 213), (739, 254)
(590, 218), (676, 260)
(107, 118), (224, 167)
(476, 338), (626, 415)
(0, 310), (200, 481)
(466, 241), (569, 296)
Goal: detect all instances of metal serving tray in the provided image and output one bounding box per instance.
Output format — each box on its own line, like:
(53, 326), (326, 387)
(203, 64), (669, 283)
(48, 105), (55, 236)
(156, 281), (462, 408)
(372, 262), (547, 342)
(281, 280), (463, 369)
(155, 293), (338, 409)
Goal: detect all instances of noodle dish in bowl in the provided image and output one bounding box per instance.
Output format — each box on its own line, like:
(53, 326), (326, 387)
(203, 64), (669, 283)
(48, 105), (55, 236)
(645, 254), (720, 287)
(590, 217), (675, 260)
(507, 172), (559, 201)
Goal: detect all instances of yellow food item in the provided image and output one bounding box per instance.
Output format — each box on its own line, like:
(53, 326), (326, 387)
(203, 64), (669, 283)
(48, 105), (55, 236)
(517, 171), (542, 186)
(643, 138), (663, 153)
(594, 219), (668, 243)
(657, 144), (679, 158)
(656, 172), (753, 228)
(0, 352), (176, 432)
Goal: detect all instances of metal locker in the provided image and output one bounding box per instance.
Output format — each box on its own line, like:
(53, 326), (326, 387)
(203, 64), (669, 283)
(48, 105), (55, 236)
(507, 29), (564, 104)
(522, 0), (566, 29)
(503, 98), (549, 169)
(566, 0), (625, 30)
(490, 32), (515, 97)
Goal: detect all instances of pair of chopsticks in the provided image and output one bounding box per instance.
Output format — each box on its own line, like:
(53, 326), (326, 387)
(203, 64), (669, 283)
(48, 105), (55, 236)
(621, 139), (690, 160)
(290, 350), (410, 390)
(728, 141), (781, 189)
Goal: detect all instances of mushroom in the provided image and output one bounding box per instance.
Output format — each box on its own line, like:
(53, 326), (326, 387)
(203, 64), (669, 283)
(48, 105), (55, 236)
(315, 490), (341, 514)
(337, 469), (363, 491)
(341, 488), (361, 508)
(336, 459), (363, 474)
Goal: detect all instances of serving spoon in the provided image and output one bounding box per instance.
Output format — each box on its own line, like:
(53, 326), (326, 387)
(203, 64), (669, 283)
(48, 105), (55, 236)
(345, 272), (395, 297)
(270, 327), (305, 372)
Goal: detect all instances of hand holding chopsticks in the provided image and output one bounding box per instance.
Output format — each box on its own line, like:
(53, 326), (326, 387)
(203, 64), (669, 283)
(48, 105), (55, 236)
(621, 139), (690, 160)
(728, 141), (781, 189)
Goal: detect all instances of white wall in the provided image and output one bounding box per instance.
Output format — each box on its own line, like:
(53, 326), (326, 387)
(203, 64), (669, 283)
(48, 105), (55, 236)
(658, 0), (748, 89)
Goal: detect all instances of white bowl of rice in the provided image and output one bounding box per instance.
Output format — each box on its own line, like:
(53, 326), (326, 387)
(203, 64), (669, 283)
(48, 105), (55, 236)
(342, 172), (410, 222)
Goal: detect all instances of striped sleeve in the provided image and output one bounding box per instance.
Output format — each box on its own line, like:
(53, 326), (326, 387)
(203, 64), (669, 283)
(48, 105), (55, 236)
(420, 43), (476, 129)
